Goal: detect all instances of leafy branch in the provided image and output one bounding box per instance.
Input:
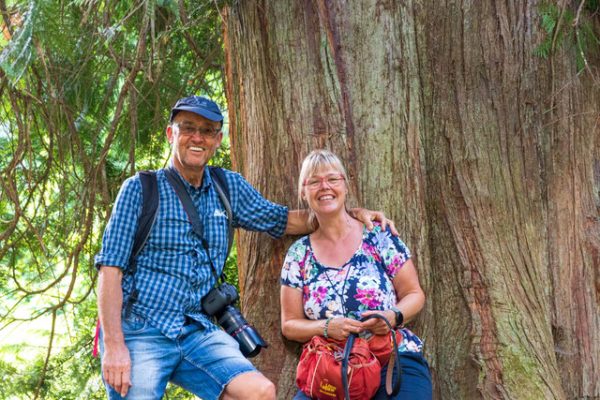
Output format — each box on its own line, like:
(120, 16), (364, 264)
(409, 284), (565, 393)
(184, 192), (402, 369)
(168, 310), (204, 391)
(535, 1), (600, 79)
(0, 1), (226, 398)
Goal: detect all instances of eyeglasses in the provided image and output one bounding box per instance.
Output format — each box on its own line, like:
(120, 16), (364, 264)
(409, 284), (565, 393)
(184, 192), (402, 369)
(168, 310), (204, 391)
(175, 123), (221, 138)
(303, 175), (345, 190)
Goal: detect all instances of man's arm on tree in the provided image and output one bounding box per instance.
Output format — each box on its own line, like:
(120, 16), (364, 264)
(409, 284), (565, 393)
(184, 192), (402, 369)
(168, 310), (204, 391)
(284, 208), (398, 236)
(284, 209), (311, 235)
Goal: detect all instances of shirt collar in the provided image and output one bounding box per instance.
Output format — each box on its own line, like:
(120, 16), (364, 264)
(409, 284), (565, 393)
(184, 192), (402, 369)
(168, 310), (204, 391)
(167, 162), (213, 193)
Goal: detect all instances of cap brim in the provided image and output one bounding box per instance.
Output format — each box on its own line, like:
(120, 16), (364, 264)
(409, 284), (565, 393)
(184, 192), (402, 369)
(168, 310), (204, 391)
(171, 105), (224, 122)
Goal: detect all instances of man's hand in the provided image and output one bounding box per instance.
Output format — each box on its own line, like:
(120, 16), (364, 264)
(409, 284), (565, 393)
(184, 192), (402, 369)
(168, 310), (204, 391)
(350, 208), (398, 236)
(102, 341), (132, 397)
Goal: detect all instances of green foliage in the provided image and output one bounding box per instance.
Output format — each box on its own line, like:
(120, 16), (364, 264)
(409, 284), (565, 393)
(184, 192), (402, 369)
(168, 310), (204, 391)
(0, 360), (21, 398)
(535, 2), (600, 74)
(0, 0), (234, 398)
(0, 1), (35, 82)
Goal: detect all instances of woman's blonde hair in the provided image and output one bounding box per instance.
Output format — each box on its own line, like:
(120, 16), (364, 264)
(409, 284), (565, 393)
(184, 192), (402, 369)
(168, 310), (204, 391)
(298, 149), (349, 230)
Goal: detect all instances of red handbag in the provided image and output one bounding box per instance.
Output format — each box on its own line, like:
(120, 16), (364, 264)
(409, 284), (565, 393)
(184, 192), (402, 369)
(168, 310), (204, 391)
(296, 335), (380, 400)
(296, 314), (401, 400)
(367, 329), (403, 366)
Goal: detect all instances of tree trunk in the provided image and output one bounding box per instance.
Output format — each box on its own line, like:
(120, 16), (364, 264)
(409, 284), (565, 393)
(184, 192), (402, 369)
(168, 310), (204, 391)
(223, 1), (600, 399)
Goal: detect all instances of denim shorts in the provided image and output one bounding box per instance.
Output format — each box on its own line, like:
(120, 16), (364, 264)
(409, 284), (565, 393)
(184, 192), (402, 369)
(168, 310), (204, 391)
(99, 313), (256, 399)
(293, 351), (432, 400)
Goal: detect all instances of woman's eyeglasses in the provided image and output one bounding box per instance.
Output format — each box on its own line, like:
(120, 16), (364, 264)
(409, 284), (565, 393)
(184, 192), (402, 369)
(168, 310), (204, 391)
(303, 175), (345, 190)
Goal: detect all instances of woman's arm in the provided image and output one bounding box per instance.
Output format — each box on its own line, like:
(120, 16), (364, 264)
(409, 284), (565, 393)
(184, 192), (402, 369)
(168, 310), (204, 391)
(389, 259), (426, 324)
(361, 259), (425, 335)
(280, 286), (363, 342)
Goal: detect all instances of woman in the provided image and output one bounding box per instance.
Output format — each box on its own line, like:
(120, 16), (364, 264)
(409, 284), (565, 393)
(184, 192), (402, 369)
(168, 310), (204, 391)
(280, 150), (432, 399)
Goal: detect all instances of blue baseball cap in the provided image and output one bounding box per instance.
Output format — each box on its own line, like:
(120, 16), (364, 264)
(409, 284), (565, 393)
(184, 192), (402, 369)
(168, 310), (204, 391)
(170, 95), (224, 123)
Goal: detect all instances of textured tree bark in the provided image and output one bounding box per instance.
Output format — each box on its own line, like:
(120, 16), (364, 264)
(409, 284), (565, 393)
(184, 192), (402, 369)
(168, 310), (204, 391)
(223, 1), (599, 399)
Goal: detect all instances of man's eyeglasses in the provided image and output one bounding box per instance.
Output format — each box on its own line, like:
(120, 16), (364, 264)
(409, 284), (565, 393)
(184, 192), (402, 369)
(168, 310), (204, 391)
(303, 175), (345, 190)
(175, 123), (221, 138)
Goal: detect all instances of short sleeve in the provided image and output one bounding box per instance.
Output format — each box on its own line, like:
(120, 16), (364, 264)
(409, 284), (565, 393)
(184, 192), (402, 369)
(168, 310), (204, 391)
(280, 238), (309, 289)
(226, 171), (288, 238)
(94, 176), (142, 271)
(370, 225), (411, 278)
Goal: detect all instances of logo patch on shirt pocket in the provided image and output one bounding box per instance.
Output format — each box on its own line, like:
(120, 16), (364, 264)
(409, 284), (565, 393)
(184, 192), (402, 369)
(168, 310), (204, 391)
(213, 209), (227, 218)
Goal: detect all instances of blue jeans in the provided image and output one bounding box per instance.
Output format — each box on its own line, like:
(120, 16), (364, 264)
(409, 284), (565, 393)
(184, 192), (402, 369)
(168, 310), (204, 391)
(99, 313), (256, 399)
(293, 351), (432, 400)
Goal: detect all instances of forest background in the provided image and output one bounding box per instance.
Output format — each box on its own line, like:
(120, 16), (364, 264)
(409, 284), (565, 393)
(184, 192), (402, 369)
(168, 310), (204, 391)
(0, 1), (599, 400)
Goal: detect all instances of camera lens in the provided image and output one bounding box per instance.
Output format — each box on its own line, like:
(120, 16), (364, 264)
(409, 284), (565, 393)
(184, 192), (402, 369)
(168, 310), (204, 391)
(232, 327), (268, 358)
(217, 306), (268, 358)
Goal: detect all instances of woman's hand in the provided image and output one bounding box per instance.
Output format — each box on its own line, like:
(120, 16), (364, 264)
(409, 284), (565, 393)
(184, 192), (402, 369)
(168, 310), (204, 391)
(325, 317), (364, 340)
(359, 310), (396, 336)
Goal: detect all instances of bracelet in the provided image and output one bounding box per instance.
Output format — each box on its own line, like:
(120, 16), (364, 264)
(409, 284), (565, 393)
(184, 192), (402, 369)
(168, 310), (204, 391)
(323, 317), (333, 338)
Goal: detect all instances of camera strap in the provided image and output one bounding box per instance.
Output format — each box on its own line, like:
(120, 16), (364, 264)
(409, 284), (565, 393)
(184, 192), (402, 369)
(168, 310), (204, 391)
(164, 167), (226, 284)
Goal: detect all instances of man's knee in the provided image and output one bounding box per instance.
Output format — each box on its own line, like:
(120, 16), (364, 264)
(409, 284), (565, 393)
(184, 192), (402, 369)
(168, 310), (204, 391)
(223, 371), (275, 400)
(249, 378), (276, 400)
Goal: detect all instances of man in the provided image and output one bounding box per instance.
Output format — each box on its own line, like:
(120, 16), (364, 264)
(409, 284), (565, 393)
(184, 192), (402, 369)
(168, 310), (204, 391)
(96, 95), (394, 399)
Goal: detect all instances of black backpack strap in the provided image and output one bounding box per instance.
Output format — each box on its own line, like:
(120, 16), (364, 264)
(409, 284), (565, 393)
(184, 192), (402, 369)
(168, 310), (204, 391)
(130, 171), (159, 261)
(124, 170), (159, 317)
(208, 166), (230, 204)
(207, 166), (233, 260)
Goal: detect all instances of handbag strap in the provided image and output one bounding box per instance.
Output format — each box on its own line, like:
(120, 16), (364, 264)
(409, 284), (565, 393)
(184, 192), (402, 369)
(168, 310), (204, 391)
(341, 314), (402, 400)
(341, 333), (357, 400)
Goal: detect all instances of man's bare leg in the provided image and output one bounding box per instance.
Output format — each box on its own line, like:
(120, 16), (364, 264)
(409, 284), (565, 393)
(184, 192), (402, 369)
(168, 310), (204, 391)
(221, 371), (276, 400)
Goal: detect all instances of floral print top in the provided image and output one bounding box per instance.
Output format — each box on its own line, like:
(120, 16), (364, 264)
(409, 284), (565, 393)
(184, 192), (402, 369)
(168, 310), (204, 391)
(280, 223), (424, 353)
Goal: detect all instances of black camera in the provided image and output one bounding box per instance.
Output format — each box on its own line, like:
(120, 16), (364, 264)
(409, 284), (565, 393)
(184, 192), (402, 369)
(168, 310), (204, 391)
(201, 282), (268, 358)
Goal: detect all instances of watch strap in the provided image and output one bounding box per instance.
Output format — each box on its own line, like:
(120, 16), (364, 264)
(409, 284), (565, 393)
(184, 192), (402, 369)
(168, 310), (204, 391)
(390, 306), (404, 327)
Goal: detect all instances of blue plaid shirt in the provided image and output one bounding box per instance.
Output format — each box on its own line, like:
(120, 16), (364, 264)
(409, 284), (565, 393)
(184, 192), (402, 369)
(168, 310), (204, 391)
(95, 167), (288, 339)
